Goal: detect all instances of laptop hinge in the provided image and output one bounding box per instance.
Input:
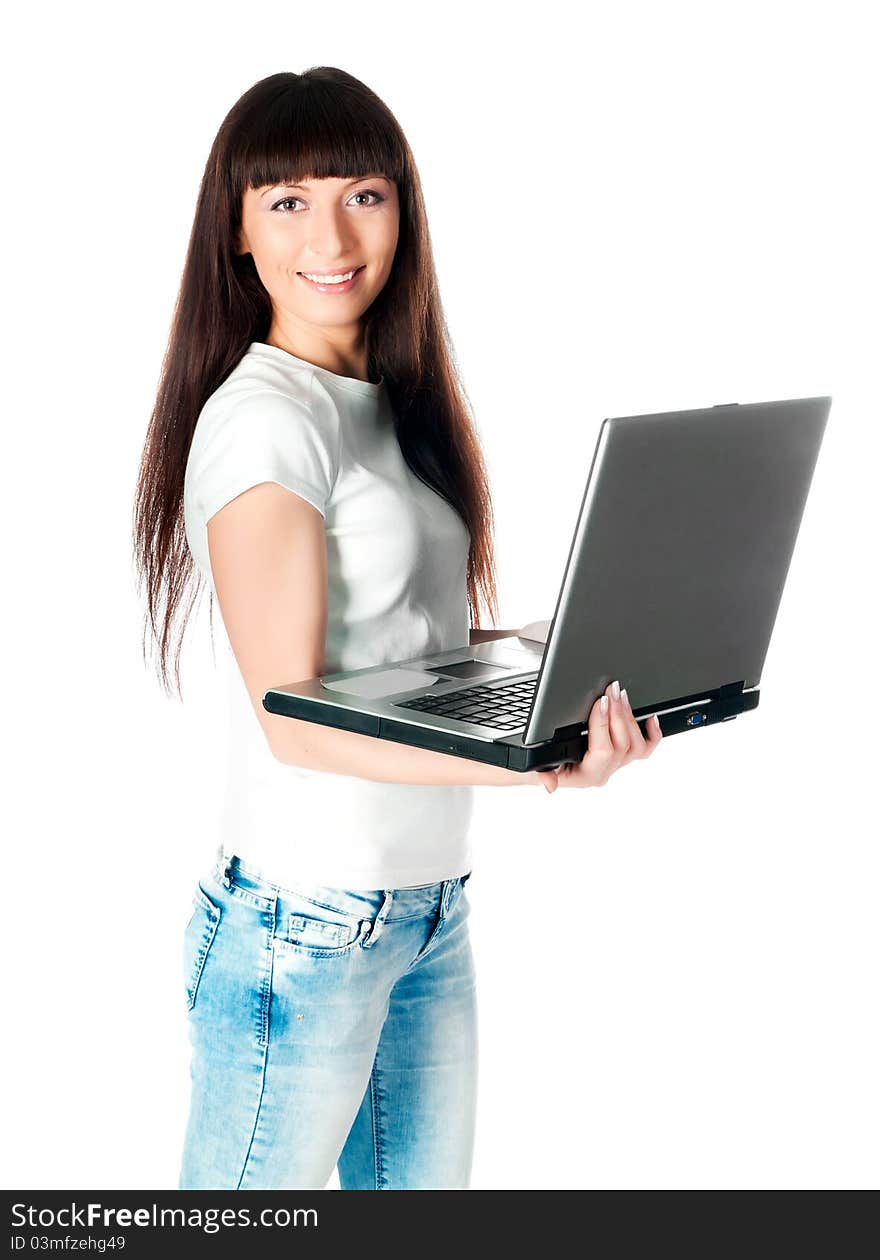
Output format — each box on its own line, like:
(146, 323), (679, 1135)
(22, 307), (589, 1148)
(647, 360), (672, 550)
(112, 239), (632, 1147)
(718, 679), (747, 718)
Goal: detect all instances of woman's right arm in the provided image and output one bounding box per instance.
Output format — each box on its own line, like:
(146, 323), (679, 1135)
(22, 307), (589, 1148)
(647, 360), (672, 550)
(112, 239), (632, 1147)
(207, 482), (661, 791)
(206, 481), (548, 788)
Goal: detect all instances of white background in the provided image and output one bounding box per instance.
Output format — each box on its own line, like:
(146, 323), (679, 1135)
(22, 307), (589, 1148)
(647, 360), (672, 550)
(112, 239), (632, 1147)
(3, 0), (877, 1190)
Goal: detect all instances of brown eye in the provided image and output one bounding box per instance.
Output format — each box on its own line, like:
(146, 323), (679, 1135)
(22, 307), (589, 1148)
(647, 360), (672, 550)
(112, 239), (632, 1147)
(271, 190), (385, 213)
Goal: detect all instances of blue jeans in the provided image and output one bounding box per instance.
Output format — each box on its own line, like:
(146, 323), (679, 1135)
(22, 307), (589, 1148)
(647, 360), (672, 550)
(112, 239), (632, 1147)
(179, 849), (477, 1190)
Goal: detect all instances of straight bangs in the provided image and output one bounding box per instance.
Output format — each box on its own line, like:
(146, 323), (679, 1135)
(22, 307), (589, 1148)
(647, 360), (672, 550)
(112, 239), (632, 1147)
(229, 73), (407, 199)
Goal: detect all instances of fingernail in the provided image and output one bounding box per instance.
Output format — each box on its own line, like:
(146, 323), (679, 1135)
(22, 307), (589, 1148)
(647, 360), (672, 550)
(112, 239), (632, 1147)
(653, 714), (662, 735)
(621, 687), (629, 708)
(601, 695), (609, 714)
(611, 680), (620, 700)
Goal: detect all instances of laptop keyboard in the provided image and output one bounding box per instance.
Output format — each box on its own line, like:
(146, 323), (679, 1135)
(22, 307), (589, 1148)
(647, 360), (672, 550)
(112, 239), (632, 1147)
(395, 674), (538, 731)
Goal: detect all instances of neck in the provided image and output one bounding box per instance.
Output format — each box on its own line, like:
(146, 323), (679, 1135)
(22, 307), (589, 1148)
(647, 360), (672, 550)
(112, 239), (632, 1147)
(266, 317), (370, 383)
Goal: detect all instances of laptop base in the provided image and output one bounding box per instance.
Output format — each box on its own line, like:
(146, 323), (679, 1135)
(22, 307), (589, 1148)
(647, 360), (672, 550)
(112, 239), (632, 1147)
(263, 680), (759, 773)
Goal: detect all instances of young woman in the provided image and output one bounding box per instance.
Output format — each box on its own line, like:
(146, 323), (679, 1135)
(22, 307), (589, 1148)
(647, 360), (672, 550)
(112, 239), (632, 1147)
(132, 67), (662, 1192)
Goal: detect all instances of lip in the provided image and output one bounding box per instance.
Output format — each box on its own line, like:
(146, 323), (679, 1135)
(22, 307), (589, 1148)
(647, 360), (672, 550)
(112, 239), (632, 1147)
(297, 265), (366, 295)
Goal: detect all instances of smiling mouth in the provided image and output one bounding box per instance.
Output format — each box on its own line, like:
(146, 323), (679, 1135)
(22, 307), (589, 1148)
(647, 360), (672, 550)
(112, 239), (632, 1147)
(298, 265), (366, 283)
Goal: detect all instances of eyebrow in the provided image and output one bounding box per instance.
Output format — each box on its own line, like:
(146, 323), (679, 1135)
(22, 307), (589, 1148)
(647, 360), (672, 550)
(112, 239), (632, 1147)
(260, 174), (390, 198)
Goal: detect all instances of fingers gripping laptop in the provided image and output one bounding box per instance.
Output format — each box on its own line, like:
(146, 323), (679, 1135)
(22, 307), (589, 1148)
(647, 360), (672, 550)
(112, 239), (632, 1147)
(263, 396), (831, 773)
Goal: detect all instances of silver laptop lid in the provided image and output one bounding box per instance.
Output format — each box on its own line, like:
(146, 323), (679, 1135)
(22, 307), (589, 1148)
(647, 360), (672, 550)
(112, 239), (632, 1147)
(524, 396), (831, 745)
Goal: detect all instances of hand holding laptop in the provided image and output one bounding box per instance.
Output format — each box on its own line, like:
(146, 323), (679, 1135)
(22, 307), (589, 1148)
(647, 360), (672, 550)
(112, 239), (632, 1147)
(536, 678), (663, 793)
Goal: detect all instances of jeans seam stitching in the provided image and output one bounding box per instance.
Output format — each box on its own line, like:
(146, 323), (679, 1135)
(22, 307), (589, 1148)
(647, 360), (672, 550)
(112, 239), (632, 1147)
(236, 1043), (269, 1190)
(237, 907), (275, 1190)
(186, 912), (220, 1011)
(370, 1060), (385, 1190)
(258, 906), (276, 1048)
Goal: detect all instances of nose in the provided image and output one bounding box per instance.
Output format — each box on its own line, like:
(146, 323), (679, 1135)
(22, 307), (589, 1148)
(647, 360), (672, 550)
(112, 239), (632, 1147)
(305, 205), (354, 261)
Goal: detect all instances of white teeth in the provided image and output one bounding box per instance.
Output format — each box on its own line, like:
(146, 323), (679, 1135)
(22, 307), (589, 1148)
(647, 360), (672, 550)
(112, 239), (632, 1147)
(302, 269), (358, 284)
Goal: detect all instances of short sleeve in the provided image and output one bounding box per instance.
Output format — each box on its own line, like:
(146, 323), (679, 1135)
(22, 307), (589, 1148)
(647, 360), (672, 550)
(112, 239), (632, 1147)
(190, 384), (340, 524)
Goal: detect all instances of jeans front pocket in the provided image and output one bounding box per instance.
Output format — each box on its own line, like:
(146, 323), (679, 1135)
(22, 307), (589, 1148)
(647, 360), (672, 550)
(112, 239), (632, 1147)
(272, 895), (370, 959)
(183, 883), (222, 1010)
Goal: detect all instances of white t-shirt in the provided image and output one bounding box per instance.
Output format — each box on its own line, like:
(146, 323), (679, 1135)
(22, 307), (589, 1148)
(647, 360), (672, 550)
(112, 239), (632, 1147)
(183, 341), (475, 889)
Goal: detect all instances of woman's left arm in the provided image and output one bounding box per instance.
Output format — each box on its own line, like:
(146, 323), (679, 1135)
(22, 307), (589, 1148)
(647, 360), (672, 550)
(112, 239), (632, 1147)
(469, 628), (519, 644)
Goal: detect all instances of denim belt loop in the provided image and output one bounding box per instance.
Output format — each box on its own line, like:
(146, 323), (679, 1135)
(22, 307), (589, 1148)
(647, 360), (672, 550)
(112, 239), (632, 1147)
(215, 844), (234, 889)
(362, 889), (394, 948)
(440, 878), (456, 921)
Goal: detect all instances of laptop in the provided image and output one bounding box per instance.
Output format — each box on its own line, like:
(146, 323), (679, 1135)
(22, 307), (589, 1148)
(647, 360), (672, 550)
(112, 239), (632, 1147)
(263, 395), (831, 773)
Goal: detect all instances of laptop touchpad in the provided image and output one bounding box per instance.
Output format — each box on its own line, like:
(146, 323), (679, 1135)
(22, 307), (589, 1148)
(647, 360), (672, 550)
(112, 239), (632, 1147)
(423, 659), (511, 681)
(323, 669), (441, 699)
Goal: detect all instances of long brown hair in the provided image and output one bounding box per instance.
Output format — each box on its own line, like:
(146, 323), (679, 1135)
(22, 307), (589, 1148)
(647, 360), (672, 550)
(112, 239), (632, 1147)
(132, 67), (499, 699)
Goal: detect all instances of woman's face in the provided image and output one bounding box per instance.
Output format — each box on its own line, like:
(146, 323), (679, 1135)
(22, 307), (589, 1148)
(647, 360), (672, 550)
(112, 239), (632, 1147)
(238, 174), (400, 337)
